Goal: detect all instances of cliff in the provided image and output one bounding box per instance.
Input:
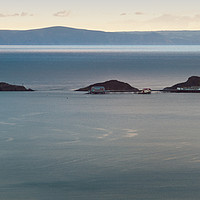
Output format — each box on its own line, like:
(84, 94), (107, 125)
(76, 80), (139, 92)
(0, 82), (34, 91)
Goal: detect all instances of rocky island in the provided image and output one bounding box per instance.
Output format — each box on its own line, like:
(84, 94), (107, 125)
(76, 80), (139, 93)
(0, 82), (34, 91)
(163, 76), (200, 92)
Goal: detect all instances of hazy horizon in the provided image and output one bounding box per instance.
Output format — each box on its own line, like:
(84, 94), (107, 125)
(1, 0), (200, 31)
(2, 25), (200, 32)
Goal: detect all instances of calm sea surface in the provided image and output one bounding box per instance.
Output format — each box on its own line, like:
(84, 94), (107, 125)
(0, 45), (200, 199)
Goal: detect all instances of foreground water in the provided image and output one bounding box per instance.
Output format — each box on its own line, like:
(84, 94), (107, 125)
(0, 46), (200, 199)
(0, 91), (200, 199)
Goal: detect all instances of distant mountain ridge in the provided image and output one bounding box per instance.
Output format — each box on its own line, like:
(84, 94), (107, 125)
(1, 26), (200, 45)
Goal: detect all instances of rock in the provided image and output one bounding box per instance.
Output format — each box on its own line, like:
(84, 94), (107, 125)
(76, 80), (139, 92)
(0, 82), (34, 91)
(163, 76), (200, 91)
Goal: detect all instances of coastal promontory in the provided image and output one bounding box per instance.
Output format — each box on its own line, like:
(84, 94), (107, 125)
(76, 80), (139, 92)
(0, 82), (34, 91)
(163, 76), (200, 91)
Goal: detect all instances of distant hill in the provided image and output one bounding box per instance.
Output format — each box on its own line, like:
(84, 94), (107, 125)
(163, 76), (200, 91)
(0, 82), (33, 91)
(76, 80), (139, 92)
(1, 26), (200, 45)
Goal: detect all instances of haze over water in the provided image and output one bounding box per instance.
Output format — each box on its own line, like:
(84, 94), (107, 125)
(0, 45), (200, 199)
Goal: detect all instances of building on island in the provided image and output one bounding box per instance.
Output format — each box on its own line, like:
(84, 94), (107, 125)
(90, 86), (106, 94)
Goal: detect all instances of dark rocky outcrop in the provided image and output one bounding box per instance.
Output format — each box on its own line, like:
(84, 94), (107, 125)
(163, 76), (200, 91)
(76, 80), (139, 92)
(0, 82), (34, 91)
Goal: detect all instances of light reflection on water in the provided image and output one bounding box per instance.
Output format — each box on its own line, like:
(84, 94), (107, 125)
(1, 45), (200, 53)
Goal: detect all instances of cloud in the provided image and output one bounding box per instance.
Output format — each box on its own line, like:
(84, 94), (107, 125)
(109, 14), (200, 30)
(53, 10), (71, 17)
(21, 12), (30, 17)
(145, 14), (200, 30)
(0, 12), (34, 17)
(135, 12), (144, 15)
(120, 12), (144, 16)
(0, 13), (15, 17)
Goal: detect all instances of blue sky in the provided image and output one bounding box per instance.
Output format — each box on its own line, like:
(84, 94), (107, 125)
(1, 0), (200, 31)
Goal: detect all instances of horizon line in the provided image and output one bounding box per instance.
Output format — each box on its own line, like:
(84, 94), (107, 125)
(1, 25), (200, 33)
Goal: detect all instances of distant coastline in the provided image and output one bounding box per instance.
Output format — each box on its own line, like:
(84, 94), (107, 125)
(2, 76), (200, 93)
(2, 26), (200, 45)
(76, 76), (200, 93)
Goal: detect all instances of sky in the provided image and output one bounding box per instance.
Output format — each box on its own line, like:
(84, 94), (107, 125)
(1, 0), (200, 31)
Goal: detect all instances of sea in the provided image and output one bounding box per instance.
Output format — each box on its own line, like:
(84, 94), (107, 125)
(0, 45), (200, 200)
